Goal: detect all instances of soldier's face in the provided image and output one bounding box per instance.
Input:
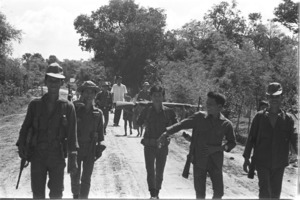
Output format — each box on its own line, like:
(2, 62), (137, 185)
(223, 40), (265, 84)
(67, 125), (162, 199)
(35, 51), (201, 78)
(151, 92), (163, 104)
(82, 88), (96, 103)
(206, 97), (222, 116)
(268, 94), (282, 108)
(45, 76), (62, 94)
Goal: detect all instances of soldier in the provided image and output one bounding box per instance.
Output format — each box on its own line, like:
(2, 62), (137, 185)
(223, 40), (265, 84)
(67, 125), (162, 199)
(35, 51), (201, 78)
(158, 91), (236, 199)
(95, 81), (112, 134)
(135, 82), (151, 137)
(243, 82), (298, 199)
(16, 62), (78, 199)
(123, 95), (133, 136)
(137, 85), (177, 199)
(71, 81), (105, 199)
(111, 76), (127, 126)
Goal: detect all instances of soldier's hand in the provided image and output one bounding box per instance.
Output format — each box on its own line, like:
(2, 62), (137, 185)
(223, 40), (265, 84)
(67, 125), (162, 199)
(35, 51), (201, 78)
(18, 145), (26, 159)
(157, 132), (168, 148)
(243, 158), (251, 173)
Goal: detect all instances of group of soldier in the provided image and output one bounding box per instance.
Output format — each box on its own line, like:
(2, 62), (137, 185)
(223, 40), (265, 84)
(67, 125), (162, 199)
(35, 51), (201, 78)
(16, 62), (298, 199)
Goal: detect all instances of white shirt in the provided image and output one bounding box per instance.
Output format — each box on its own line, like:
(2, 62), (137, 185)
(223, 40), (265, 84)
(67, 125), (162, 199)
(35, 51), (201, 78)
(111, 83), (127, 102)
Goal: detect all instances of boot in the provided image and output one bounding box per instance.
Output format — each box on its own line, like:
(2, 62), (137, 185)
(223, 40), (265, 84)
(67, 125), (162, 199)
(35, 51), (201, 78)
(155, 189), (160, 199)
(73, 194), (79, 199)
(150, 189), (158, 199)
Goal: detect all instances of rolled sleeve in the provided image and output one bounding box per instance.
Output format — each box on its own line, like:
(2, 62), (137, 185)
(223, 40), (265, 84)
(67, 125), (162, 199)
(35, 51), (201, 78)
(17, 101), (35, 146)
(67, 102), (78, 154)
(166, 113), (197, 135)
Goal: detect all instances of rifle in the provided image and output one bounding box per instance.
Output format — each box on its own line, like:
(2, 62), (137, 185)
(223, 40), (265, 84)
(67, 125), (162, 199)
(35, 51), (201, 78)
(16, 127), (34, 189)
(182, 96), (202, 179)
(116, 101), (200, 110)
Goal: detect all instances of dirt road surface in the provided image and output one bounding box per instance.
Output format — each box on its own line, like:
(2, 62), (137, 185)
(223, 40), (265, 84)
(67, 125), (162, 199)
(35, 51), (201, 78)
(0, 96), (298, 199)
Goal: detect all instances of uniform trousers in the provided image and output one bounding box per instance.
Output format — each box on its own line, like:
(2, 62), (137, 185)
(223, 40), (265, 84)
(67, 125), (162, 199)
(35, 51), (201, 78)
(144, 146), (168, 191)
(113, 107), (122, 125)
(31, 148), (66, 199)
(193, 156), (224, 199)
(99, 107), (109, 132)
(256, 165), (285, 199)
(71, 144), (95, 199)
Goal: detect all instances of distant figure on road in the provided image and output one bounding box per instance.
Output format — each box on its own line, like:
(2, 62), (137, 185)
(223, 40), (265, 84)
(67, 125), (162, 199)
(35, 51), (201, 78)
(158, 91), (236, 199)
(111, 76), (127, 126)
(71, 81), (105, 199)
(123, 95), (133, 136)
(137, 85), (177, 199)
(16, 62), (78, 199)
(135, 82), (151, 137)
(258, 100), (269, 111)
(243, 82), (298, 199)
(95, 81), (112, 134)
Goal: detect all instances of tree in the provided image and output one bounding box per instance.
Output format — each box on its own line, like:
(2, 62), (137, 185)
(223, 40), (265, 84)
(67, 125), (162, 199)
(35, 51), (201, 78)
(203, 0), (247, 47)
(74, 0), (166, 93)
(273, 0), (299, 34)
(0, 12), (22, 57)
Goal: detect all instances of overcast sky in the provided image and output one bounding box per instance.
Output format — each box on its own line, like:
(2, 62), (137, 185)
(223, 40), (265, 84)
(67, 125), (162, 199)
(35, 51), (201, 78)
(0, 0), (289, 60)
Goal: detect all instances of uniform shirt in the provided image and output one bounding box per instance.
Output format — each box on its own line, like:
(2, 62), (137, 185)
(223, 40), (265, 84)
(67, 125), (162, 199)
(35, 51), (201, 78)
(166, 111), (236, 170)
(137, 105), (177, 139)
(17, 93), (78, 154)
(111, 84), (127, 103)
(137, 89), (151, 101)
(243, 109), (298, 169)
(95, 90), (112, 109)
(74, 101), (104, 144)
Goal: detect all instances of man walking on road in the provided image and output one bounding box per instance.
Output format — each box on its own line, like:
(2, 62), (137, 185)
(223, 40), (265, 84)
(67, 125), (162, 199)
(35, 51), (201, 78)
(111, 76), (127, 126)
(158, 91), (236, 199)
(71, 81), (105, 199)
(16, 62), (78, 199)
(137, 85), (177, 199)
(95, 81), (112, 134)
(242, 82), (298, 199)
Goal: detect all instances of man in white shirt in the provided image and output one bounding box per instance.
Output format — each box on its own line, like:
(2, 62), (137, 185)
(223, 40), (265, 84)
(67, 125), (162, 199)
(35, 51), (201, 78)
(111, 76), (127, 126)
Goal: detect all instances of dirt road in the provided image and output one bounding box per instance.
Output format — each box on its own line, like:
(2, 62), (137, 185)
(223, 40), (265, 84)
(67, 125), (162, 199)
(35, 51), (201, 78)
(0, 100), (298, 199)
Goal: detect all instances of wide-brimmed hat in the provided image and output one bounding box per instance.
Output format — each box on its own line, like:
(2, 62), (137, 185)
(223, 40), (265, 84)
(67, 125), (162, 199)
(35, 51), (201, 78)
(46, 63), (65, 79)
(266, 82), (283, 96)
(103, 81), (110, 86)
(77, 81), (100, 93)
(143, 82), (150, 86)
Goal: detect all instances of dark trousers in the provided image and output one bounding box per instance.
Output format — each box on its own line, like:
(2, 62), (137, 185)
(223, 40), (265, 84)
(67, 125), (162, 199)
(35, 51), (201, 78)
(114, 108), (122, 125)
(99, 107), (109, 131)
(144, 146), (168, 191)
(193, 160), (224, 199)
(256, 166), (285, 199)
(71, 145), (95, 198)
(31, 150), (66, 199)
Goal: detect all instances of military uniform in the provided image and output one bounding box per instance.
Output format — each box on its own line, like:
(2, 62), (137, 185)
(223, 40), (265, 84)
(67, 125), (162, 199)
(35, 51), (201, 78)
(165, 111), (236, 199)
(137, 105), (177, 198)
(17, 94), (78, 199)
(95, 88), (112, 133)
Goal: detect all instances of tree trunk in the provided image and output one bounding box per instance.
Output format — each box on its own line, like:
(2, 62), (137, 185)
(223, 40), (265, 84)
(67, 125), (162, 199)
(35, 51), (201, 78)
(235, 95), (244, 133)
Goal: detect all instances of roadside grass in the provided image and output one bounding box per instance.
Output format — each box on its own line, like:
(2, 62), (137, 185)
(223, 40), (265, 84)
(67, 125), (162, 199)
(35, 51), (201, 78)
(0, 95), (31, 117)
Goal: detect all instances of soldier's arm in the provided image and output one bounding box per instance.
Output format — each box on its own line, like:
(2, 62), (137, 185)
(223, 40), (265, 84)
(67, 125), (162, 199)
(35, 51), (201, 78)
(243, 114), (260, 159)
(165, 112), (198, 136)
(16, 101), (35, 146)
(67, 102), (78, 154)
(170, 109), (178, 125)
(289, 116), (298, 154)
(97, 110), (105, 143)
(223, 121), (236, 152)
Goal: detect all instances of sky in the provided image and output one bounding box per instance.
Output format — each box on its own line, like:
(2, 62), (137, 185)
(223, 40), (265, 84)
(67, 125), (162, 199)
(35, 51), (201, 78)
(0, 0), (290, 60)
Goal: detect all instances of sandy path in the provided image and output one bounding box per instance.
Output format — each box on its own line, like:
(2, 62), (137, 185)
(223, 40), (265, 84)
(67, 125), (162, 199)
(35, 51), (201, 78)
(0, 104), (298, 199)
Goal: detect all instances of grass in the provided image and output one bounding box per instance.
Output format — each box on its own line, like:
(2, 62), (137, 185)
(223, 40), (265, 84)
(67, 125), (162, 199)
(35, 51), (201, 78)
(0, 95), (32, 117)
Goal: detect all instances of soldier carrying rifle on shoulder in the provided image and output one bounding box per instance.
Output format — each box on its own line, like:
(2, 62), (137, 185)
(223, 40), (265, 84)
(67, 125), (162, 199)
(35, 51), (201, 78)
(158, 91), (236, 199)
(71, 81), (106, 199)
(16, 62), (78, 199)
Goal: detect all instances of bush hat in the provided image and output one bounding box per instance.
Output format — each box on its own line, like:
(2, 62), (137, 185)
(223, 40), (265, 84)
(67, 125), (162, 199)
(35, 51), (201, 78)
(266, 82), (283, 96)
(46, 63), (65, 79)
(77, 81), (100, 93)
(103, 81), (110, 86)
(143, 82), (150, 86)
